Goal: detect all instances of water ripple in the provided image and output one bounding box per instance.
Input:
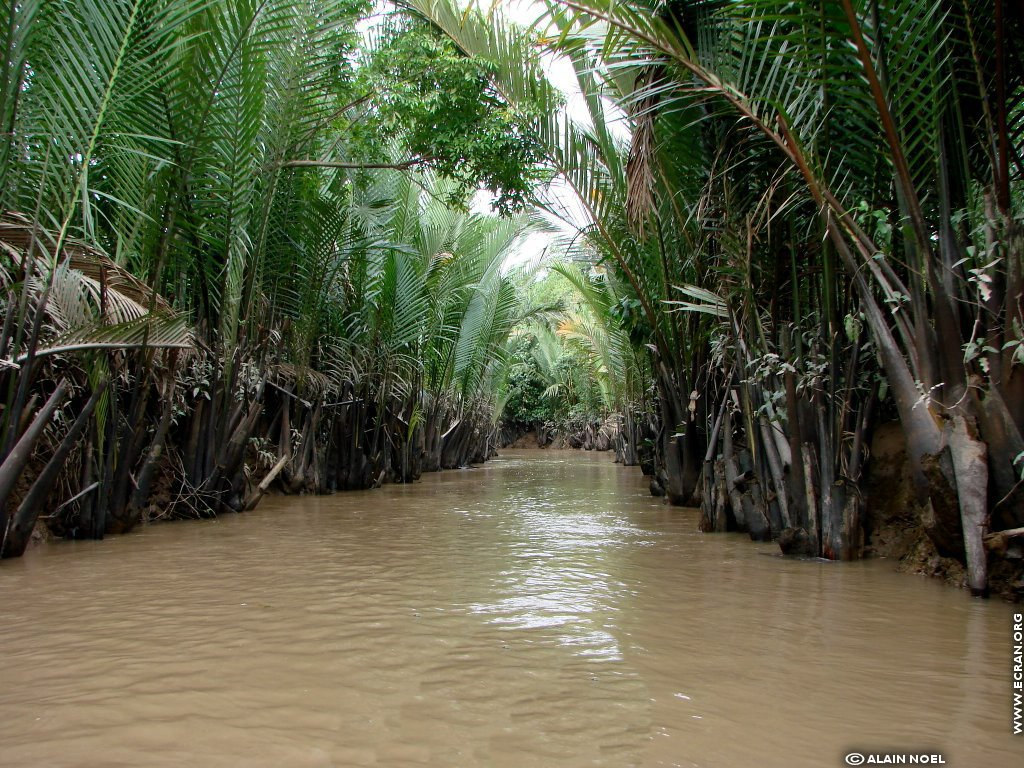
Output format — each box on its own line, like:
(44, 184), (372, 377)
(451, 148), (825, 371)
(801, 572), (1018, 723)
(0, 450), (1018, 768)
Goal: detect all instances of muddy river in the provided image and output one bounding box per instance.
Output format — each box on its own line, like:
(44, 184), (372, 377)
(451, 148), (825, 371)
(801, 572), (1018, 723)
(0, 451), (1019, 767)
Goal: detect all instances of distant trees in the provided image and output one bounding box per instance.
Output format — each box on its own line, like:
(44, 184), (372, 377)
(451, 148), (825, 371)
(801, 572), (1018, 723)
(500, 263), (652, 460)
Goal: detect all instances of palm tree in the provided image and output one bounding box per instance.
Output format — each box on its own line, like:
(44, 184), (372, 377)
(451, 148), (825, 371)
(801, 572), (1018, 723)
(0, 0), (546, 556)
(413, 0), (1023, 594)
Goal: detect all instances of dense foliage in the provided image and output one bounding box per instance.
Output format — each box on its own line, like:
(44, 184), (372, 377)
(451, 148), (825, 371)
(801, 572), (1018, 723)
(414, 0), (1024, 596)
(499, 263), (652, 457)
(0, 0), (544, 556)
(364, 17), (548, 213)
(2, 0), (1022, 601)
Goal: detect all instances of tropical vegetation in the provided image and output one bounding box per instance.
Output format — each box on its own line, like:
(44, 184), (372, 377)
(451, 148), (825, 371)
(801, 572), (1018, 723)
(2, 0), (1022, 599)
(0, 0), (543, 556)
(409, 0), (1023, 595)
(500, 263), (653, 462)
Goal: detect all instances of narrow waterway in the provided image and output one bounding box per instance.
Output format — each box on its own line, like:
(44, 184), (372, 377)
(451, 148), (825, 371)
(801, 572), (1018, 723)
(0, 451), (1018, 767)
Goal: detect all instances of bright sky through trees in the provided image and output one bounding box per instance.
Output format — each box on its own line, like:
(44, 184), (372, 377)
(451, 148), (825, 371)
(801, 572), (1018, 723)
(471, 1), (630, 270)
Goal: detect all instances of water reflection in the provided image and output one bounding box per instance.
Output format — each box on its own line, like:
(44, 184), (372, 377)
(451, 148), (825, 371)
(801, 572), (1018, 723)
(466, 459), (650, 665)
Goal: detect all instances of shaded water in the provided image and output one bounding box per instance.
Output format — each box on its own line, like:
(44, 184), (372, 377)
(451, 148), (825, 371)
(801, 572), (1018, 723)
(0, 451), (1019, 767)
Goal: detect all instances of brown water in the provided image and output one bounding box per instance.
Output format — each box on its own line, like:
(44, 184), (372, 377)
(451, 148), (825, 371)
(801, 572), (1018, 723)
(0, 451), (1019, 767)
